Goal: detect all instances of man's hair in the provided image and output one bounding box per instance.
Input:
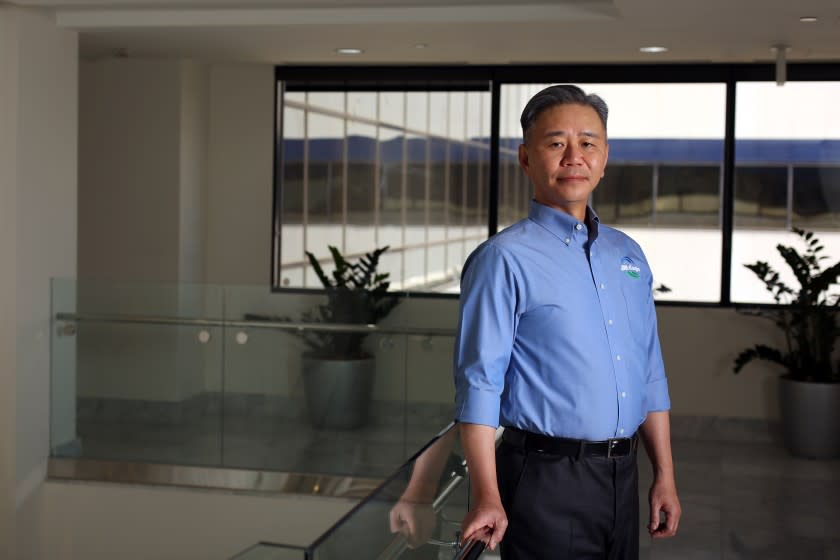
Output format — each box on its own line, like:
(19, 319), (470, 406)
(520, 84), (608, 142)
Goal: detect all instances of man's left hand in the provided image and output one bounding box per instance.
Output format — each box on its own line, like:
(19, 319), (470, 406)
(647, 476), (681, 539)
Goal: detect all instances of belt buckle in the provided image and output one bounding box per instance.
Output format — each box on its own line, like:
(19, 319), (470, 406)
(606, 438), (621, 458)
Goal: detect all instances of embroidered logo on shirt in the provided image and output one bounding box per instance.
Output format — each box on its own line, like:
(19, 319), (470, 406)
(620, 256), (641, 279)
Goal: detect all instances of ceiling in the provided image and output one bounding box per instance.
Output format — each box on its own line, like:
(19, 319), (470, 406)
(8, 0), (840, 65)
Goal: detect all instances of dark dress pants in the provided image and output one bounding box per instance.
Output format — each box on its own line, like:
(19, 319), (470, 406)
(496, 441), (640, 560)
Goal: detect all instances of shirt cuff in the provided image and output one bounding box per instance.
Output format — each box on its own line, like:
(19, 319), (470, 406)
(646, 377), (671, 412)
(454, 386), (501, 428)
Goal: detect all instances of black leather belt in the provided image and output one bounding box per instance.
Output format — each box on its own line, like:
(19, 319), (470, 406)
(502, 427), (638, 459)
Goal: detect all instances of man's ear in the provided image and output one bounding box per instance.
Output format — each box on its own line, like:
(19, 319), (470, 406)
(518, 143), (529, 173)
(602, 142), (609, 178)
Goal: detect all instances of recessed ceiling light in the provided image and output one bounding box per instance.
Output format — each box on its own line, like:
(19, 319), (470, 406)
(335, 48), (363, 55)
(414, 43), (429, 49)
(799, 16), (818, 23)
(639, 46), (668, 54)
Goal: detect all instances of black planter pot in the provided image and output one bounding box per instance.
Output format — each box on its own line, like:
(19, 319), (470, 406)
(779, 376), (840, 459)
(302, 356), (375, 429)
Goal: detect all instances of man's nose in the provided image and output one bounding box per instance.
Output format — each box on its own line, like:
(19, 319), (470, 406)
(561, 144), (582, 165)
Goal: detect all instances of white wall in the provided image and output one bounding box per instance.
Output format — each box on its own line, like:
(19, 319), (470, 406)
(78, 58), (181, 282)
(204, 64), (274, 285)
(41, 480), (354, 560)
(0, 5), (78, 556)
(0, 10), (20, 557)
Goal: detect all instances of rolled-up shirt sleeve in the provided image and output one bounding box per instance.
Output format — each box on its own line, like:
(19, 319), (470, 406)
(453, 243), (518, 428)
(641, 256), (671, 413)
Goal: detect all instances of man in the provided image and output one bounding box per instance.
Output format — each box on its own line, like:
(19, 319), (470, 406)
(454, 84), (680, 559)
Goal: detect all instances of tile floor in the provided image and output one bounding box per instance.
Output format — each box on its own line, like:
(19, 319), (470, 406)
(636, 438), (840, 560)
(68, 415), (840, 559)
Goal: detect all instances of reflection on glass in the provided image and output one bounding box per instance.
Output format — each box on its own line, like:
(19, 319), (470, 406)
(793, 166), (840, 228)
(278, 85), (489, 292)
(733, 81), (840, 303)
(51, 280), (461, 479)
(594, 164), (654, 225)
(734, 166), (788, 228)
(309, 424), (479, 560)
(500, 83), (725, 302)
(230, 543), (305, 560)
(657, 165), (720, 227)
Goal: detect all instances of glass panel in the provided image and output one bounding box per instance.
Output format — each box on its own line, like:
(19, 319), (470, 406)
(306, 112), (345, 275)
(793, 166), (840, 228)
(280, 107), (305, 289)
(278, 84), (490, 293)
(594, 164), (654, 225)
(308, 424), (475, 560)
(733, 82), (840, 303)
(346, 121), (378, 257)
(230, 543), (305, 560)
(734, 166), (788, 228)
(499, 83), (726, 302)
(224, 287), (411, 477)
(51, 280), (460, 481)
(656, 165), (720, 227)
(347, 92), (376, 120)
(51, 279), (224, 466)
(51, 278), (78, 456)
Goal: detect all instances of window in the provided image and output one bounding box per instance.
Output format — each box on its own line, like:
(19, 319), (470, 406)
(500, 83), (726, 302)
(277, 87), (490, 292)
(732, 82), (840, 303)
(274, 66), (840, 304)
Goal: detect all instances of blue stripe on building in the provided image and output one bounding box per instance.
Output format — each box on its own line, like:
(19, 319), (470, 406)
(283, 137), (840, 165)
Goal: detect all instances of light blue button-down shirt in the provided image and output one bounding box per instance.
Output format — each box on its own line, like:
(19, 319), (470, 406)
(453, 200), (671, 440)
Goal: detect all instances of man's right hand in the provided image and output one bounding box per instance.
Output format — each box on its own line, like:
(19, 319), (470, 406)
(460, 498), (508, 551)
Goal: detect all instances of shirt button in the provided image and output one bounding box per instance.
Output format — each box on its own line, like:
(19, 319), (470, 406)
(600, 283), (605, 289)
(608, 319), (613, 325)
(619, 428), (625, 435)
(564, 237), (571, 244)
(621, 391), (627, 398)
(616, 355), (622, 361)
(575, 223), (582, 231)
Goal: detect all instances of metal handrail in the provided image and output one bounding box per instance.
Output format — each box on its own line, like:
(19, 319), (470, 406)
(54, 312), (456, 337)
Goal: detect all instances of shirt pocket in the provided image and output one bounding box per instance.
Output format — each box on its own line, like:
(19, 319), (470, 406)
(618, 257), (653, 352)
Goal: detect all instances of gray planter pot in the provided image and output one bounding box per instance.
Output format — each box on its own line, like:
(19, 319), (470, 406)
(779, 376), (840, 459)
(302, 356), (375, 429)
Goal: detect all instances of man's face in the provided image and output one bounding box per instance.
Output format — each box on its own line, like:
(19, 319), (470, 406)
(518, 103), (609, 220)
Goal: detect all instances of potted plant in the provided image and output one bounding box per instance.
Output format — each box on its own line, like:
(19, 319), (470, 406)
(733, 227), (840, 458)
(298, 245), (400, 429)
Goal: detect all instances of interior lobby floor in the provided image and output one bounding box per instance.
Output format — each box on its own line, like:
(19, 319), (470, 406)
(636, 437), (840, 560)
(69, 416), (840, 559)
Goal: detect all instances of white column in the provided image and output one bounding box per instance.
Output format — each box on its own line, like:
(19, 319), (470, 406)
(0, 5), (78, 556)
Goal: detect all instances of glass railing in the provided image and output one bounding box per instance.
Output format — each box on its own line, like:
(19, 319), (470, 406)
(49, 278), (457, 480)
(231, 423), (491, 560)
(230, 543), (306, 560)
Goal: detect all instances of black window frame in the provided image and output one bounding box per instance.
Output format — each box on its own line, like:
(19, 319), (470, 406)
(272, 62), (840, 306)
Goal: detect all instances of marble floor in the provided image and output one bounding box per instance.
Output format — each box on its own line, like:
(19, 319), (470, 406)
(635, 437), (840, 560)
(67, 416), (840, 559)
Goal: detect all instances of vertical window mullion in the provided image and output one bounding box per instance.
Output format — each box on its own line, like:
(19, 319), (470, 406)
(401, 92), (408, 286)
(786, 163), (794, 230)
(302, 94), (310, 287)
(374, 93), (381, 248)
(424, 93), (431, 286)
(342, 92), (348, 253)
(444, 94), (451, 278)
(720, 78), (737, 306)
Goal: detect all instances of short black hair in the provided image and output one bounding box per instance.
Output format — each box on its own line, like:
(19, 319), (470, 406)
(520, 84), (609, 142)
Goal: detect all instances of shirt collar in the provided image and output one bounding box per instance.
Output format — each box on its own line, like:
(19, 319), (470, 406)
(528, 200), (600, 246)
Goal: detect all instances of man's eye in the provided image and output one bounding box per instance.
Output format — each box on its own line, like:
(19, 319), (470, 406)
(550, 142), (564, 148)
